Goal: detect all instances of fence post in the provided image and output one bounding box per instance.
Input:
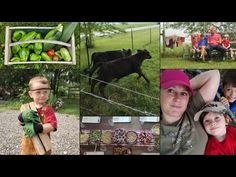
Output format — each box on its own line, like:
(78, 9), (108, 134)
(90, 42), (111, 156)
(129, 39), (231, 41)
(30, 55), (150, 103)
(150, 27), (152, 44)
(131, 28), (134, 50)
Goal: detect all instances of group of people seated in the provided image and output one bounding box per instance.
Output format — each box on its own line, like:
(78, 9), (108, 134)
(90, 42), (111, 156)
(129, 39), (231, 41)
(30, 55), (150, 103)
(191, 25), (235, 62)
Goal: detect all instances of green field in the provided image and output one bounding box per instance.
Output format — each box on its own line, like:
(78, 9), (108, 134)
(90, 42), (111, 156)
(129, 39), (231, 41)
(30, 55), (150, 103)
(161, 57), (236, 69)
(114, 22), (158, 30)
(80, 28), (160, 116)
(0, 97), (80, 116)
(81, 28), (159, 69)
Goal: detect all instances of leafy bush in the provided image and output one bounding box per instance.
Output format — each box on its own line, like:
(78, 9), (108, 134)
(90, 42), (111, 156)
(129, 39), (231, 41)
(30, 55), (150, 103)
(19, 88), (31, 104)
(47, 94), (57, 108)
(162, 46), (185, 58)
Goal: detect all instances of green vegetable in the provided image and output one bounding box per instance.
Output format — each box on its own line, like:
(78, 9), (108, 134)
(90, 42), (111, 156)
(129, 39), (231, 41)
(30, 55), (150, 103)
(30, 53), (41, 61)
(12, 30), (26, 42)
(55, 51), (62, 59)
(27, 44), (34, 50)
(60, 47), (71, 61)
(54, 22), (78, 50)
(89, 129), (102, 145)
(19, 48), (30, 62)
(23, 123), (36, 138)
(19, 31), (37, 48)
(41, 52), (52, 61)
(12, 45), (21, 54)
(10, 56), (20, 62)
(21, 109), (41, 123)
(34, 33), (43, 54)
(43, 24), (63, 51)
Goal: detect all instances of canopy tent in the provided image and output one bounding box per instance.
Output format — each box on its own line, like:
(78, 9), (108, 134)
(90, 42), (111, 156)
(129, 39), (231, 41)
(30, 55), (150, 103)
(164, 29), (191, 48)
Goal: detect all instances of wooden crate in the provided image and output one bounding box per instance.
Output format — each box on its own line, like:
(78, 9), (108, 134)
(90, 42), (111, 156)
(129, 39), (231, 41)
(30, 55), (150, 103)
(5, 26), (76, 65)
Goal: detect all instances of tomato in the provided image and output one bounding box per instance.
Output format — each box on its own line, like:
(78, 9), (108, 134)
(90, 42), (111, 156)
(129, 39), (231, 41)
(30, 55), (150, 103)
(47, 49), (55, 58)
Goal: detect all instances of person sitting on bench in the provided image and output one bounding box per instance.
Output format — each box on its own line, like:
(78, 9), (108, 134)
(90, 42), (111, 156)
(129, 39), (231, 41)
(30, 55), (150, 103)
(206, 25), (226, 62)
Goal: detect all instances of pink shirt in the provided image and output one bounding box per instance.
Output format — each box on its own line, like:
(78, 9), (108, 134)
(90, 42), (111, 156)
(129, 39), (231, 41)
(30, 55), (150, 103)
(208, 33), (222, 46)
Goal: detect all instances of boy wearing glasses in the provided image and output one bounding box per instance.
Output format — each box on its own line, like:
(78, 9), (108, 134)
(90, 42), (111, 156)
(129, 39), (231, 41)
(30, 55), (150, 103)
(18, 76), (57, 155)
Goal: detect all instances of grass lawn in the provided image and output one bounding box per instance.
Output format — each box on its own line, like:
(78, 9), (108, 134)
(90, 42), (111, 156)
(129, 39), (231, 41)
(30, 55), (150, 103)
(0, 98), (80, 116)
(161, 57), (236, 69)
(80, 28), (159, 70)
(114, 22), (158, 30)
(0, 100), (22, 111)
(80, 32), (160, 116)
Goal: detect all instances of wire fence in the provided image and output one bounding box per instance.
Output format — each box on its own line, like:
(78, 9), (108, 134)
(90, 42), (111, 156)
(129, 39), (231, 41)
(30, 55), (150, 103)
(80, 73), (158, 101)
(80, 89), (157, 116)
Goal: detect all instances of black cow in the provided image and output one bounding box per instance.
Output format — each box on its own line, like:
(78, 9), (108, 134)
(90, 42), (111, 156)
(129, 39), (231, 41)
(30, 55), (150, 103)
(90, 49), (152, 98)
(88, 49), (132, 84)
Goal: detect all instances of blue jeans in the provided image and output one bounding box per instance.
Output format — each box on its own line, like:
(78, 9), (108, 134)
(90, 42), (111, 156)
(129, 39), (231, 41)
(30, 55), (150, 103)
(206, 45), (226, 60)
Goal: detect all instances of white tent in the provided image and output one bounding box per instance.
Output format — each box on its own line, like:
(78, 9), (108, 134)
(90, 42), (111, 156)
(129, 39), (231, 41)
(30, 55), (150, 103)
(161, 28), (191, 44)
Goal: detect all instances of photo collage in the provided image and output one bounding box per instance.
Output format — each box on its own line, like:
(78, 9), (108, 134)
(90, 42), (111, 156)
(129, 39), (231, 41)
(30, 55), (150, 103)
(0, 22), (235, 155)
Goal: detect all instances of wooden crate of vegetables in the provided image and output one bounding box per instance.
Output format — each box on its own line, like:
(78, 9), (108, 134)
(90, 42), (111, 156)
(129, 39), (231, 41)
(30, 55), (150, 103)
(4, 23), (78, 65)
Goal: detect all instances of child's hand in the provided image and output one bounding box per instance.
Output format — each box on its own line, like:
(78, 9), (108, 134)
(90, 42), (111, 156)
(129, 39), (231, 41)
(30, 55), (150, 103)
(220, 97), (230, 107)
(18, 120), (25, 126)
(225, 115), (232, 125)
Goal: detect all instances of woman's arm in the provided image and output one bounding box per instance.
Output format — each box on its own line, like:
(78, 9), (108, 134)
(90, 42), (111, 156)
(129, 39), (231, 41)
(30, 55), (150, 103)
(190, 70), (220, 103)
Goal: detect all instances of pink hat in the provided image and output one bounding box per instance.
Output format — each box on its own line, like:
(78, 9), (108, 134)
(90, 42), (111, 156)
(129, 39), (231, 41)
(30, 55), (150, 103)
(160, 69), (195, 96)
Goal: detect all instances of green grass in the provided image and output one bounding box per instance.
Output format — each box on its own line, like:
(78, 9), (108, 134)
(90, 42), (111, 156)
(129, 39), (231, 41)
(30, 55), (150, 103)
(80, 34), (160, 116)
(56, 98), (80, 116)
(0, 99), (22, 111)
(114, 22), (158, 30)
(161, 57), (236, 69)
(0, 97), (80, 116)
(80, 28), (159, 70)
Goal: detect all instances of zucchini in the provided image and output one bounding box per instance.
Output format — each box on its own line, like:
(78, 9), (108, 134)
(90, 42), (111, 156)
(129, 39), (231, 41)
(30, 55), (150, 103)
(43, 24), (63, 51)
(54, 22), (78, 50)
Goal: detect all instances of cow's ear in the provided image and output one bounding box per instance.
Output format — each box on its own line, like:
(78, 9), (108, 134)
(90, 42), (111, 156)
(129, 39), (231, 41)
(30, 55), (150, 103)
(137, 49), (142, 53)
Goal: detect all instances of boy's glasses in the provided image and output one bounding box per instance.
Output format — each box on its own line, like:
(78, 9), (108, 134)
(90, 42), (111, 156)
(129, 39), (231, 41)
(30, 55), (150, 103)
(30, 87), (51, 91)
(31, 89), (50, 96)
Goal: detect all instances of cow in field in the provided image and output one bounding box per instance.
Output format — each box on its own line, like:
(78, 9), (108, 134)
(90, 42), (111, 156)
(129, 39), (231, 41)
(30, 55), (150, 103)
(88, 49), (132, 84)
(90, 49), (151, 98)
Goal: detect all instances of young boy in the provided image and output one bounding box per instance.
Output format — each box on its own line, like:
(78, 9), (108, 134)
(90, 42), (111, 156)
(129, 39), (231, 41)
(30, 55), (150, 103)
(219, 70), (236, 115)
(194, 101), (236, 155)
(222, 34), (235, 60)
(18, 76), (57, 155)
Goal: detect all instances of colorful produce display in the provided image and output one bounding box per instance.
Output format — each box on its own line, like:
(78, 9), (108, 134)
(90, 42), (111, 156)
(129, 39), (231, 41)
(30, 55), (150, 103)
(5, 22), (78, 64)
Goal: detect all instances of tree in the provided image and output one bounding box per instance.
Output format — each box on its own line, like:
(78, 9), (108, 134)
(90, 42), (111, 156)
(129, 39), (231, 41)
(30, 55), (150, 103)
(167, 22), (236, 34)
(80, 22), (126, 48)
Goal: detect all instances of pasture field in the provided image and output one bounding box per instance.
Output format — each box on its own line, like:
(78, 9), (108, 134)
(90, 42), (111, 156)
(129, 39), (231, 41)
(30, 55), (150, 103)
(161, 57), (236, 69)
(160, 45), (236, 69)
(80, 28), (160, 116)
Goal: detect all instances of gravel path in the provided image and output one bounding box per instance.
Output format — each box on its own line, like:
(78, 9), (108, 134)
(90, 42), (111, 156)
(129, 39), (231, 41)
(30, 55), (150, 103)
(0, 110), (80, 155)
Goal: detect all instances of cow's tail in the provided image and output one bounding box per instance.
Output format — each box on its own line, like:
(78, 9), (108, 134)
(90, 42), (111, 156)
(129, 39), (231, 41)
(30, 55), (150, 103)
(89, 62), (103, 85)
